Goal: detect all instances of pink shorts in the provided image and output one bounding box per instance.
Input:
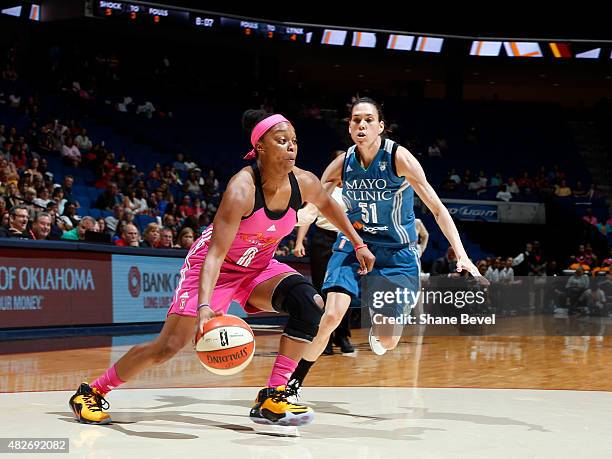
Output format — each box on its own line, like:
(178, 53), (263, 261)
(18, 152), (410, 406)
(167, 256), (297, 318)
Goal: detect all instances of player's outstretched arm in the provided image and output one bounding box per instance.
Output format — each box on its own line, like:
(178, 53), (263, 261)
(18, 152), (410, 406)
(395, 147), (487, 282)
(295, 168), (375, 274)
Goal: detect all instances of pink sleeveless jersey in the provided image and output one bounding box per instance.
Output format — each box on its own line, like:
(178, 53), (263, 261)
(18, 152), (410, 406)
(168, 165), (302, 316)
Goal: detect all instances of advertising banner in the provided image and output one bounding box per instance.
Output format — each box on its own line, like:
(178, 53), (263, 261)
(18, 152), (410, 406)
(112, 254), (183, 323)
(445, 201), (498, 222)
(0, 248), (112, 328)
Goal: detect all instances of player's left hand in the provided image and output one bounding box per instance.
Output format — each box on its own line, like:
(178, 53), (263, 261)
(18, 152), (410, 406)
(456, 256), (490, 285)
(356, 246), (375, 275)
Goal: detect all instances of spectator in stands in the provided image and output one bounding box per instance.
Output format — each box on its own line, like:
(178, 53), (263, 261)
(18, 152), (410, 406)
(599, 272), (612, 304)
(23, 187), (38, 216)
(118, 208), (135, 234)
(74, 128), (92, 152)
(554, 179), (572, 197)
(4, 181), (21, 209)
(431, 247), (457, 276)
(33, 187), (51, 209)
(485, 257), (502, 283)
(122, 190), (138, 213)
(476, 260), (488, 277)
(159, 227), (174, 249)
(496, 184), (512, 202)
(205, 169), (220, 193)
(490, 171), (502, 188)
(183, 155), (197, 171)
(92, 217), (104, 232)
(61, 216), (97, 241)
(512, 242), (533, 276)
(26, 158), (43, 181)
(578, 283), (606, 316)
(560, 267), (589, 313)
(177, 227), (195, 249)
(136, 100), (156, 118)
(29, 211), (53, 240)
(114, 223), (140, 247)
(162, 213), (178, 234)
(132, 189), (148, 215)
(498, 257), (515, 284)
(0, 196), (6, 218)
(61, 175), (76, 202)
(46, 201), (65, 237)
(52, 186), (67, 215)
(516, 171), (533, 194)
(59, 202), (79, 230)
(184, 169), (202, 195)
(582, 208), (598, 226)
(61, 137), (81, 166)
(0, 205), (30, 238)
(468, 173), (485, 194)
(583, 243), (598, 268)
(573, 181), (589, 198)
(427, 143), (442, 157)
(0, 124), (5, 149)
(140, 222), (160, 248)
(94, 182), (121, 210)
(529, 240), (546, 276)
(448, 168), (461, 184)
(192, 197), (205, 219)
(179, 195), (194, 219)
(596, 216), (611, 237)
(534, 170), (551, 192)
(587, 183), (601, 200)
(506, 178), (519, 194)
(173, 153), (188, 172)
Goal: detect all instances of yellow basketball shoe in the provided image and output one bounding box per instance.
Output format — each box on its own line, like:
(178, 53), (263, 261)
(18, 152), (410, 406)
(249, 385), (313, 426)
(69, 383), (111, 425)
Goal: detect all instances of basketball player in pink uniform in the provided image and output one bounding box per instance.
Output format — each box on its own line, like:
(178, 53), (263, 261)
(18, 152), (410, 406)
(69, 110), (375, 427)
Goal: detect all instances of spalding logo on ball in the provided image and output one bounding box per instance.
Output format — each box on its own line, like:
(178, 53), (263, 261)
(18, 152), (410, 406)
(195, 315), (255, 375)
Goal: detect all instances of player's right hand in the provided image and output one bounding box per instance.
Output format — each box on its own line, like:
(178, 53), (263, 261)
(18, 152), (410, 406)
(356, 246), (375, 275)
(193, 306), (221, 346)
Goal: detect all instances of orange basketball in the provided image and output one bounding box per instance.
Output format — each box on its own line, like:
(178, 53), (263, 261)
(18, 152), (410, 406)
(195, 315), (255, 375)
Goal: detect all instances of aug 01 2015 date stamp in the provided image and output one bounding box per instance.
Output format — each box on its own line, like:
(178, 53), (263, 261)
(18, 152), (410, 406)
(0, 438), (69, 454)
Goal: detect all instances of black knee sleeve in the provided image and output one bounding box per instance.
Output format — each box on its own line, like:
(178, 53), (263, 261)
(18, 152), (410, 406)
(272, 275), (323, 342)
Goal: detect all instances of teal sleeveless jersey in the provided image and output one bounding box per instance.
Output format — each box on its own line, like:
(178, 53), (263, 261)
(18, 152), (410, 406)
(341, 138), (416, 248)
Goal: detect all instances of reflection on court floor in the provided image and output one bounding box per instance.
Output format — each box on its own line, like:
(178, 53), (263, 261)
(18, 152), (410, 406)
(1, 387), (610, 458)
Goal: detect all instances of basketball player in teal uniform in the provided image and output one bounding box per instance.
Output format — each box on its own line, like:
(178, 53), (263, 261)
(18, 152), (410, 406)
(289, 97), (487, 387)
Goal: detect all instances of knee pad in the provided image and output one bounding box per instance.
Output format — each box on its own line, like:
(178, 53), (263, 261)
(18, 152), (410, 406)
(272, 275), (323, 342)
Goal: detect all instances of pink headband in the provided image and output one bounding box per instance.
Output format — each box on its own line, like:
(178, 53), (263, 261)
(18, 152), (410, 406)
(243, 114), (291, 160)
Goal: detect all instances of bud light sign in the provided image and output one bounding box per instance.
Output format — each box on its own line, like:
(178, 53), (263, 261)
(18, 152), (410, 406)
(446, 203), (498, 222)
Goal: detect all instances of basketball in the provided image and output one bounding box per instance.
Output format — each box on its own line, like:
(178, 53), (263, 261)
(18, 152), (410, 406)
(195, 315), (255, 375)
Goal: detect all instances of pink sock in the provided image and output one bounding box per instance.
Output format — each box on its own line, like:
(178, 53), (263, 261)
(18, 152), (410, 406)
(267, 355), (298, 388)
(90, 364), (125, 395)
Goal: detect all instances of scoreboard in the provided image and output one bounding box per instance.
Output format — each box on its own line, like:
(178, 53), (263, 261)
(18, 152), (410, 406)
(93, 1), (611, 60)
(94, 1), (312, 42)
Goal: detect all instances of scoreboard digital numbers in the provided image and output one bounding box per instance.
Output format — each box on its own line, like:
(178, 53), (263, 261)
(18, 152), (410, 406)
(96, 1), (190, 25)
(94, 1), (308, 41)
(218, 17), (309, 42)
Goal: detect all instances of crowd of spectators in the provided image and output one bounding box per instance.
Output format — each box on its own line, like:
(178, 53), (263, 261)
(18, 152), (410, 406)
(0, 42), (220, 249)
(440, 165), (602, 203)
